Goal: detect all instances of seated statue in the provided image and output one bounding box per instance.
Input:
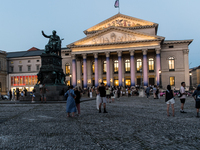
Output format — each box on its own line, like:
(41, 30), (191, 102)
(42, 30), (62, 56)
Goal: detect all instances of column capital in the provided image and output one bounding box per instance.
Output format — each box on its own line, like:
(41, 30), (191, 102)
(105, 52), (110, 57)
(82, 53), (87, 59)
(142, 49), (148, 55)
(183, 49), (189, 54)
(117, 51), (122, 57)
(155, 48), (161, 54)
(94, 53), (98, 58)
(129, 50), (135, 56)
(71, 54), (76, 60)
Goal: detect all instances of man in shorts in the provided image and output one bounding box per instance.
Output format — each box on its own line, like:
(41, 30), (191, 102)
(98, 82), (108, 113)
(40, 84), (47, 103)
(180, 82), (187, 113)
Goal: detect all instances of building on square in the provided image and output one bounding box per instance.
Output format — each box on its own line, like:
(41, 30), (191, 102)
(190, 65), (200, 88)
(66, 13), (193, 89)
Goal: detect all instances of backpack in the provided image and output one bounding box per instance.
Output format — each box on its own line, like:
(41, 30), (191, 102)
(178, 90), (182, 98)
(196, 91), (200, 100)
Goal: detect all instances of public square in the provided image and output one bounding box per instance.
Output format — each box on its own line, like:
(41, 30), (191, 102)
(0, 96), (200, 150)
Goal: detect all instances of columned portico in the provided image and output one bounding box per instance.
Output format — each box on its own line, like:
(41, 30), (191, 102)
(142, 49), (148, 86)
(156, 48), (161, 86)
(106, 52), (110, 86)
(72, 54), (77, 86)
(118, 51), (122, 86)
(94, 53), (99, 87)
(82, 54), (87, 88)
(130, 50), (135, 86)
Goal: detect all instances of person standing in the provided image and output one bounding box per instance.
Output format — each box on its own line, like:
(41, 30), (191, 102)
(117, 87), (121, 100)
(12, 89), (15, 101)
(9, 89), (12, 101)
(192, 84), (200, 118)
(145, 86), (150, 99)
(153, 85), (157, 99)
(16, 88), (20, 100)
(180, 82), (187, 113)
(32, 88), (36, 103)
(65, 85), (77, 117)
(74, 87), (81, 116)
(40, 84), (47, 103)
(98, 82), (108, 113)
(165, 85), (175, 117)
(106, 86), (111, 103)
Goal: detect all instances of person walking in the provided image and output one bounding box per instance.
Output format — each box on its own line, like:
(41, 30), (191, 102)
(145, 86), (150, 99)
(106, 86), (111, 103)
(32, 88), (36, 103)
(98, 82), (108, 113)
(65, 85), (76, 117)
(74, 86), (81, 116)
(165, 85), (175, 117)
(153, 85), (157, 99)
(117, 87), (121, 100)
(12, 89), (15, 101)
(180, 82), (187, 113)
(192, 84), (200, 118)
(9, 89), (12, 101)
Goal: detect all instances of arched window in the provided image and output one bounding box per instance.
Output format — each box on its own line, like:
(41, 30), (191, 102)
(169, 57), (175, 71)
(103, 61), (106, 74)
(65, 63), (70, 76)
(92, 61), (95, 74)
(149, 58), (154, 72)
(125, 60), (130, 73)
(114, 60), (118, 73)
(137, 59), (142, 72)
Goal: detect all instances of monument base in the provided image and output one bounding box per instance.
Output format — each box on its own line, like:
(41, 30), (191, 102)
(34, 84), (67, 101)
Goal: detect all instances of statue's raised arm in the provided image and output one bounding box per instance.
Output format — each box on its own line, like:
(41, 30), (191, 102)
(42, 30), (50, 38)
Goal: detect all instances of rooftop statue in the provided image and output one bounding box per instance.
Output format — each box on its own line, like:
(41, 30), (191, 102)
(42, 30), (63, 56)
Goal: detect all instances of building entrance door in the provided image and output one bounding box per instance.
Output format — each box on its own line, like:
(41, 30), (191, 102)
(149, 78), (155, 86)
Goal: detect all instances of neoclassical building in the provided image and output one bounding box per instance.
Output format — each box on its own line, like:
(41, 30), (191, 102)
(65, 13), (192, 89)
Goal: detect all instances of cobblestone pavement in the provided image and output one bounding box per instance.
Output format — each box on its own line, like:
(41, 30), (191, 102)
(0, 96), (200, 150)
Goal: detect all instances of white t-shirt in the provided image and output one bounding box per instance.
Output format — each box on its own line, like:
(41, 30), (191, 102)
(180, 86), (186, 99)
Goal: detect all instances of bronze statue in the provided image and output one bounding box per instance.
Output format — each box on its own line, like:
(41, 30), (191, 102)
(42, 30), (63, 56)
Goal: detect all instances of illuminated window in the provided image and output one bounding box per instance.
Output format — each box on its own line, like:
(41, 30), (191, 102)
(125, 60), (130, 73)
(103, 61), (106, 74)
(114, 80), (119, 86)
(137, 59), (142, 72)
(149, 58), (154, 72)
(92, 61), (95, 74)
(169, 57), (175, 71)
(65, 63), (70, 75)
(103, 80), (107, 86)
(170, 77), (175, 86)
(125, 79), (131, 86)
(114, 60), (118, 73)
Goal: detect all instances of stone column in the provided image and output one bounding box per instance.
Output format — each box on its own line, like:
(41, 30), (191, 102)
(76, 59), (81, 87)
(129, 50), (135, 86)
(82, 54), (87, 89)
(106, 52), (110, 86)
(142, 49), (148, 86)
(94, 53), (99, 87)
(72, 54), (77, 87)
(118, 51), (122, 86)
(156, 48), (161, 86)
(183, 49), (189, 87)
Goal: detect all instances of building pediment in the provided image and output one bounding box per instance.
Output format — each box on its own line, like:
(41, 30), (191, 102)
(84, 13), (157, 35)
(68, 27), (164, 48)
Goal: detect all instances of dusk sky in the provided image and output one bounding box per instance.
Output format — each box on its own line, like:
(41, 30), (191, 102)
(0, 0), (199, 68)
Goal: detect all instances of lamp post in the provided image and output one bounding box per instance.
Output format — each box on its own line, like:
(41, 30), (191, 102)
(189, 72), (192, 90)
(69, 74), (72, 86)
(159, 70), (162, 88)
(140, 68), (142, 89)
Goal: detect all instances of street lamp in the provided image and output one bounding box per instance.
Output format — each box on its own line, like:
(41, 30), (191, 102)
(140, 68), (142, 89)
(69, 74), (72, 86)
(189, 72), (192, 90)
(159, 70), (162, 88)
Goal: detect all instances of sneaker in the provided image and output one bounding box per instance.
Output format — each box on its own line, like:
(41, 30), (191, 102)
(180, 110), (183, 113)
(182, 111), (187, 113)
(103, 111), (108, 113)
(31, 101), (35, 103)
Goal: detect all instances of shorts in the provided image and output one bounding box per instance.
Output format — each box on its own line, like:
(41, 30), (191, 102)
(106, 95), (111, 98)
(195, 100), (200, 108)
(180, 98), (185, 104)
(166, 98), (175, 104)
(99, 97), (107, 103)
(33, 94), (35, 98)
(40, 93), (46, 98)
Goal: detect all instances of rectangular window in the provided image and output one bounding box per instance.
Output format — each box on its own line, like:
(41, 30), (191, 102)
(36, 65), (40, 71)
(28, 66), (31, 71)
(170, 77), (175, 86)
(10, 66), (13, 72)
(19, 66), (22, 72)
(65, 65), (70, 75)
(11, 77), (14, 86)
(37, 60), (40, 62)
(137, 59), (142, 73)
(28, 60), (31, 63)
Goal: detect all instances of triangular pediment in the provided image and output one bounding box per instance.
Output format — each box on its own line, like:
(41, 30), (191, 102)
(69, 27), (164, 47)
(84, 13), (156, 34)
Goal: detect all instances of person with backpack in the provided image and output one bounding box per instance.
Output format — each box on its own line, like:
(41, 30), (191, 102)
(165, 85), (175, 117)
(179, 82), (187, 113)
(192, 84), (200, 118)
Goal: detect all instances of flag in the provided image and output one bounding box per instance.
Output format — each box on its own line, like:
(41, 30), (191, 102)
(114, 0), (119, 8)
